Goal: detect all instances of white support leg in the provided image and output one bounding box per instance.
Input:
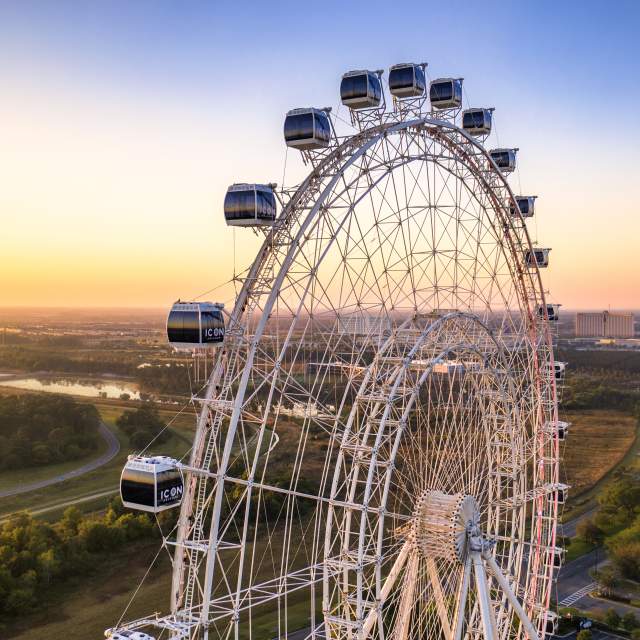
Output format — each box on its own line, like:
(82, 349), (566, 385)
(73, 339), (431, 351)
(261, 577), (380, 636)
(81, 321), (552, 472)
(471, 551), (498, 640)
(394, 551), (420, 640)
(426, 557), (453, 639)
(361, 540), (411, 639)
(453, 556), (472, 640)
(482, 550), (539, 640)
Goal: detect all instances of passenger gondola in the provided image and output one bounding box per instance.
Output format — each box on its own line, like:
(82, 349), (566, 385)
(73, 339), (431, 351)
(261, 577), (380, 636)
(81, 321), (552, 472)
(548, 546), (566, 569)
(555, 483), (570, 504)
(544, 612), (559, 635)
(538, 303), (560, 321)
(388, 63), (426, 98)
(462, 108), (493, 136)
(224, 183), (277, 227)
(167, 301), (225, 350)
(340, 70), (382, 110)
(489, 148), (517, 172)
(120, 456), (184, 513)
(107, 631), (156, 640)
(510, 196), (536, 218)
(556, 420), (570, 440)
(284, 108), (331, 150)
(553, 361), (566, 380)
(525, 248), (550, 268)
(429, 78), (463, 109)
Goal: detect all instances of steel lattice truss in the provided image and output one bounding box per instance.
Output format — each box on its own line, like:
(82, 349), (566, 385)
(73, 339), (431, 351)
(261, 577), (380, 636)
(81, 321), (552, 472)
(109, 95), (562, 640)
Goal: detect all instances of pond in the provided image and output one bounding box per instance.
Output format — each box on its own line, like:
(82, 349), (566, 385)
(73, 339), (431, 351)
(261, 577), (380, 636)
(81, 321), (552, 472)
(0, 377), (141, 400)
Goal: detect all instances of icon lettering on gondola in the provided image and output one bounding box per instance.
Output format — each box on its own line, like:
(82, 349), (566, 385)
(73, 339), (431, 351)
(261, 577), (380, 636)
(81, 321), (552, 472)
(159, 485), (183, 503)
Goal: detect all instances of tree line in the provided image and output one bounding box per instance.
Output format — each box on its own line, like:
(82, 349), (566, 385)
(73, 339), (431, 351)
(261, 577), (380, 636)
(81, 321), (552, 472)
(0, 394), (102, 470)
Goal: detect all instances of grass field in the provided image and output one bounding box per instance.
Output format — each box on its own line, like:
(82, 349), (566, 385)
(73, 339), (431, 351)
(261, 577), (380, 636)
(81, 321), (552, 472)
(560, 409), (637, 499)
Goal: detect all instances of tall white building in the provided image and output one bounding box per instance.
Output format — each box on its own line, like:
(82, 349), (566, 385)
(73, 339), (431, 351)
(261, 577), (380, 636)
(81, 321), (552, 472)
(575, 311), (634, 338)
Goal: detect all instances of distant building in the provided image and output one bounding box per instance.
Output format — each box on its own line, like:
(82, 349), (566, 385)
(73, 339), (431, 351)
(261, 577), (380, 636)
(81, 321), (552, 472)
(575, 311), (634, 338)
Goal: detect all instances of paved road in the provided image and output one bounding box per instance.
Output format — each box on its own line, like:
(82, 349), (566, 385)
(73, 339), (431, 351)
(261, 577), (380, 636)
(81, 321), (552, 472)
(0, 422), (120, 498)
(554, 630), (629, 640)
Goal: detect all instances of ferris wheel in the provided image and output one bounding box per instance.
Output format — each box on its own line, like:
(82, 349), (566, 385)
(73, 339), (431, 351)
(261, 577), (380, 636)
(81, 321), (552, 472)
(108, 62), (568, 640)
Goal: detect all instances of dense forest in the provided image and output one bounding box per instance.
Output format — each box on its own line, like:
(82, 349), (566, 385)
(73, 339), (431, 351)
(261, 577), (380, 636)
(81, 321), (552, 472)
(0, 500), (163, 621)
(0, 394), (102, 470)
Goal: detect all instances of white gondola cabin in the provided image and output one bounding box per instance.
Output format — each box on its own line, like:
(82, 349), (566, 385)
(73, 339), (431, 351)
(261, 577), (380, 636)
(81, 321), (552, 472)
(120, 456), (184, 513)
(167, 301), (225, 350)
(547, 546), (566, 569)
(544, 611), (559, 635)
(224, 183), (277, 227)
(553, 361), (567, 380)
(489, 148), (517, 173)
(429, 78), (463, 109)
(556, 420), (570, 440)
(107, 631), (156, 640)
(284, 108), (331, 150)
(511, 195), (536, 218)
(340, 70), (382, 110)
(462, 108), (492, 136)
(388, 63), (426, 98)
(538, 303), (560, 321)
(525, 248), (551, 268)
(555, 484), (571, 505)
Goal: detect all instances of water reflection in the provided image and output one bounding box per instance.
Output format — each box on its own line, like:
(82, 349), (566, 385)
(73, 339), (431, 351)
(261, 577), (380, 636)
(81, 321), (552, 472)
(0, 377), (141, 400)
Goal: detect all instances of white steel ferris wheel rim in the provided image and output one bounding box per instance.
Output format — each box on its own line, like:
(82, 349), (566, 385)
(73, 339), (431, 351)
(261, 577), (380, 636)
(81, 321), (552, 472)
(114, 113), (560, 640)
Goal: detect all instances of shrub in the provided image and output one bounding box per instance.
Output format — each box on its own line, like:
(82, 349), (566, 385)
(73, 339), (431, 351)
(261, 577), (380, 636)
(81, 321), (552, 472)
(604, 608), (620, 629)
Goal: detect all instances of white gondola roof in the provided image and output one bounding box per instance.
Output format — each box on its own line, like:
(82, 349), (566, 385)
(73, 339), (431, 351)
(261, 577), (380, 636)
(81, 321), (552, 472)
(227, 183), (274, 193)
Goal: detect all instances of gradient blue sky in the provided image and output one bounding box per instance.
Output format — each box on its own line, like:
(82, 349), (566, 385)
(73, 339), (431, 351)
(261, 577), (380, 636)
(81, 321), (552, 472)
(1, 1), (639, 308)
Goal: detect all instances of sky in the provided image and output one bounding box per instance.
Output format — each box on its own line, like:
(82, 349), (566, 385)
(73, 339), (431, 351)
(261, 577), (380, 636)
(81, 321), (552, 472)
(0, 0), (639, 310)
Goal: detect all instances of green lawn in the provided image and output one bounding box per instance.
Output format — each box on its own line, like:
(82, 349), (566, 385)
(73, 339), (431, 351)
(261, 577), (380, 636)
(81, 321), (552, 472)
(565, 538), (596, 562)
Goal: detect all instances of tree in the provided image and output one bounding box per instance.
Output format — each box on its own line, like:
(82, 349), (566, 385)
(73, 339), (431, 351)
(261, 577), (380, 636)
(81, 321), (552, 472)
(622, 612), (639, 631)
(604, 608), (621, 629)
(599, 477), (640, 523)
(576, 518), (604, 545)
(595, 566), (618, 596)
(630, 629), (640, 640)
(577, 630), (592, 640)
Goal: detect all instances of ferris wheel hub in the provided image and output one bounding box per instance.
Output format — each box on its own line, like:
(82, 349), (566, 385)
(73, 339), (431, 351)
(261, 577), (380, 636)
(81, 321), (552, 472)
(411, 490), (479, 564)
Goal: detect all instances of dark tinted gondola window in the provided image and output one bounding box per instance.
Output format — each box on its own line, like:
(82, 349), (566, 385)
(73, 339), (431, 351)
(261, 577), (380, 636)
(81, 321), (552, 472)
(341, 74), (369, 100)
(518, 199), (529, 215)
(284, 113), (314, 142)
(182, 311), (200, 343)
(256, 190), (276, 219)
(370, 75), (382, 102)
(156, 470), (184, 507)
(224, 190), (256, 220)
(314, 114), (331, 143)
(430, 81), (453, 103)
(201, 310), (225, 343)
(389, 66), (414, 91)
(463, 111), (484, 129)
(121, 469), (155, 508)
(492, 152), (510, 167)
(167, 310), (185, 343)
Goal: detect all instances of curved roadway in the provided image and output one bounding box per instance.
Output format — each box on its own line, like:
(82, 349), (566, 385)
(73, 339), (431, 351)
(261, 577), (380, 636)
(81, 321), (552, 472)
(0, 422), (120, 499)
